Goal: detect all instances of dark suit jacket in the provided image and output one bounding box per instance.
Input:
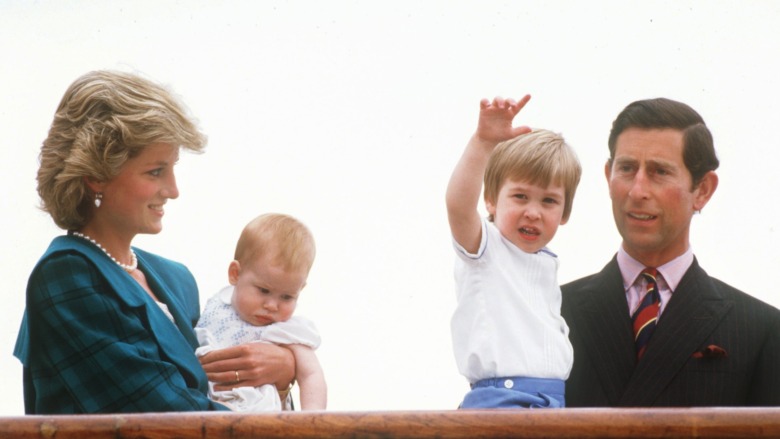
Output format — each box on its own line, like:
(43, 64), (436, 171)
(561, 256), (780, 407)
(14, 235), (229, 413)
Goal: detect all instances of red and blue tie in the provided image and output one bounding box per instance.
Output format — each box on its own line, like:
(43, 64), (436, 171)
(632, 268), (661, 361)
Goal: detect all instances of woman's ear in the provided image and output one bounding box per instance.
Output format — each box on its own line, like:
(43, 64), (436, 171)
(83, 176), (105, 194)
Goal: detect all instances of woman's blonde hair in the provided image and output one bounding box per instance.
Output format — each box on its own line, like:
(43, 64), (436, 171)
(37, 70), (206, 230)
(234, 213), (316, 275)
(483, 129), (582, 222)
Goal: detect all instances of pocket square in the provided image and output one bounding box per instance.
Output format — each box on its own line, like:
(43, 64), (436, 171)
(692, 344), (727, 359)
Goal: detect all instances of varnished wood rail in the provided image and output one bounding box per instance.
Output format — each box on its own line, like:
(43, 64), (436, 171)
(1, 408), (779, 438)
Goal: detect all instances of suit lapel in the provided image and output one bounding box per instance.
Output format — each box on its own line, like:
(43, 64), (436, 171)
(132, 252), (204, 379)
(137, 254), (200, 350)
(574, 258), (638, 405)
(618, 259), (733, 406)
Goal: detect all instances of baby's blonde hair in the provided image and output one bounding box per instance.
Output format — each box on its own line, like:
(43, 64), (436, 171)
(234, 213), (316, 275)
(483, 129), (581, 222)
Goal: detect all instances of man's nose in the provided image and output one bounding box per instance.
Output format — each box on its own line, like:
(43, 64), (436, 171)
(628, 170), (651, 199)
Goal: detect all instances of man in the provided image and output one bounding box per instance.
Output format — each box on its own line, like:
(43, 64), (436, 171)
(561, 98), (780, 406)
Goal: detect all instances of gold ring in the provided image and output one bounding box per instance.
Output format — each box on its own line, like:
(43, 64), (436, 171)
(235, 370), (240, 382)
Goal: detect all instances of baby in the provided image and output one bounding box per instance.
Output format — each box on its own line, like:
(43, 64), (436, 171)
(196, 213), (326, 411)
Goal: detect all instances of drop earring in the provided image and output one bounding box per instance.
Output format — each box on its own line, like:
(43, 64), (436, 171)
(94, 192), (103, 208)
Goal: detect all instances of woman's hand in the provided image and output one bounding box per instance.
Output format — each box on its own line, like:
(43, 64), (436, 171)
(199, 342), (296, 391)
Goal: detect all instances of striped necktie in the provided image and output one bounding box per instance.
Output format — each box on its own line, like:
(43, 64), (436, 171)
(632, 268), (661, 361)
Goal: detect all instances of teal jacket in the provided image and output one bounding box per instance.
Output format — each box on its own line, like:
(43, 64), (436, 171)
(14, 235), (229, 413)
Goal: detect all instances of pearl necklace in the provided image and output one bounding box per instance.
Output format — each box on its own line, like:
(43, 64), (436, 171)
(71, 231), (138, 272)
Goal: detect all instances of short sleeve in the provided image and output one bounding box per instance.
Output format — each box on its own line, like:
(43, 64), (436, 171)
(261, 316), (321, 349)
(453, 218), (489, 260)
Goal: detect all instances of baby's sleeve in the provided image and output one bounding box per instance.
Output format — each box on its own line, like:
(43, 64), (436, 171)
(261, 316), (321, 348)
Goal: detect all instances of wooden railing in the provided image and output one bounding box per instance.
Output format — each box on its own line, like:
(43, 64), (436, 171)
(1, 408), (779, 438)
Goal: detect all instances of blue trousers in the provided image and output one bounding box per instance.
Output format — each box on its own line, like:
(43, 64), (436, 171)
(460, 377), (565, 409)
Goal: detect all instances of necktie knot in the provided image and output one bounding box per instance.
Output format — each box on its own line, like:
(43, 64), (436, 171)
(641, 267), (658, 283)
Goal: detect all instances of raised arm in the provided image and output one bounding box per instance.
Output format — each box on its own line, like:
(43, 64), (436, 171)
(445, 95), (532, 253)
(288, 344), (327, 410)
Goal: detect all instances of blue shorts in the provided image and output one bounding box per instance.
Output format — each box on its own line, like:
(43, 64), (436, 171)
(460, 376), (565, 409)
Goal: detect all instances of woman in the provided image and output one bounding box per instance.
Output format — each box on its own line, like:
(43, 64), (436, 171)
(14, 70), (294, 414)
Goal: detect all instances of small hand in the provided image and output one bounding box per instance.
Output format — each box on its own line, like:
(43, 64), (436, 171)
(475, 95), (532, 144)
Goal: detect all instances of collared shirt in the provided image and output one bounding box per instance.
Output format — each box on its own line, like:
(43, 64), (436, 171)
(617, 246), (694, 319)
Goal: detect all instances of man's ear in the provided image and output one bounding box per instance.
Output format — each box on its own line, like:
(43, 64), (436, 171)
(228, 260), (241, 285)
(693, 171), (718, 212)
(604, 159), (613, 183)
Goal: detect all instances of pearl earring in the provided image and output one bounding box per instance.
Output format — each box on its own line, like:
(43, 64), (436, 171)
(94, 192), (103, 208)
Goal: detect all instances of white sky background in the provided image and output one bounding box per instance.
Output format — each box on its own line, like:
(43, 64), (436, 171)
(1, 1), (779, 415)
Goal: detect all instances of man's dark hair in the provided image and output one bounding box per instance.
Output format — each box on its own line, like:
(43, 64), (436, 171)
(608, 97), (719, 188)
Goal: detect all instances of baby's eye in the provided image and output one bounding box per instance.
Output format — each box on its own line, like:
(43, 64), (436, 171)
(543, 197), (560, 204)
(282, 295), (296, 302)
(258, 287), (271, 295)
(512, 194), (527, 200)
